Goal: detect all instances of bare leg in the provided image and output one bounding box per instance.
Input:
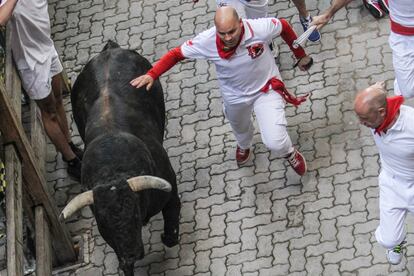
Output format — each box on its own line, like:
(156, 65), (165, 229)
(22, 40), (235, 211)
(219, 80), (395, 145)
(291, 0), (309, 18)
(51, 73), (71, 143)
(36, 93), (76, 161)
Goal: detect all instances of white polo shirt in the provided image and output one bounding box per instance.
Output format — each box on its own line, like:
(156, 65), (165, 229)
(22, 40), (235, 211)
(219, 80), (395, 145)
(9, 0), (55, 70)
(389, 0), (414, 28)
(373, 105), (414, 180)
(181, 18), (283, 105)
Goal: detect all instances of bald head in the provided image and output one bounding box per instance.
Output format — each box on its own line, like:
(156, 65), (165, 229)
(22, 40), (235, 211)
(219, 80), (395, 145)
(354, 82), (387, 129)
(215, 6), (243, 48)
(215, 6), (239, 26)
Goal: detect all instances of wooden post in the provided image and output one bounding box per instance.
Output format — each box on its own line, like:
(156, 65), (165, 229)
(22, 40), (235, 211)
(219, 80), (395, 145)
(4, 26), (21, 118)
(1, 22), (76, 265)
(35, 206), (52, 275)
(30, 102), (47, 177)
(5, 144), (23, 276)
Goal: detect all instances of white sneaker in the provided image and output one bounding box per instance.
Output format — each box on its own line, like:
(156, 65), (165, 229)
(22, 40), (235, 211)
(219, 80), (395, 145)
(387, 241), (406, 265)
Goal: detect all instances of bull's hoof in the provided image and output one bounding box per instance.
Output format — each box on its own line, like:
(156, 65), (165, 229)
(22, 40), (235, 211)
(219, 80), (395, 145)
(161, 233), (178, 247)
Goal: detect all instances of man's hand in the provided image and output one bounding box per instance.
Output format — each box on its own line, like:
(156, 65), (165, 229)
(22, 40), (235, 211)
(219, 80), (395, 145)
(297, 56), (313, 71)
(130, 74), (154, 91)
(311, 13), (332, 30)
(311, 0), (352, 30)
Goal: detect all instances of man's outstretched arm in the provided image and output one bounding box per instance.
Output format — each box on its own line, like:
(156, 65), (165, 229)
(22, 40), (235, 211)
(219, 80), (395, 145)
(130, 47), (185, 90)
(312, 0), (353, 29)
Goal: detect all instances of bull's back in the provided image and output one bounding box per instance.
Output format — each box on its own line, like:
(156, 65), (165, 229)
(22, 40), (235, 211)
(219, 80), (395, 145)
(71, 43), (165, 145)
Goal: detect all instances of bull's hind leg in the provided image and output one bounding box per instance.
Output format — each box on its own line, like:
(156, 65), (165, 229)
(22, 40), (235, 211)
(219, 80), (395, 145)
(161, 190), (180, 247)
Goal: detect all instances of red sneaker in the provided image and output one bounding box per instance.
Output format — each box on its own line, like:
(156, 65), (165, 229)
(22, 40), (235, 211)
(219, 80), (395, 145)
(286, 148), (307, 176)
(236, 146), (251, 165)
(378, 0), (389, 14)
(363, 0), (385, 18)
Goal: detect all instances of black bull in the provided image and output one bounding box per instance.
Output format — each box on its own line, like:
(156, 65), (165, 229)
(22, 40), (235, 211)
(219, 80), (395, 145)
(60, 41), (181, 275)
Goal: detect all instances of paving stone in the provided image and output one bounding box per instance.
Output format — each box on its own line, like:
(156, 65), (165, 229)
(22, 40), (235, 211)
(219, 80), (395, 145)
(322, 264), (340, 276)
(306, 241), (338, 258)
(259, 265), (290, 276)
(272, 241), (289, 265)
(320, 219), (337, 242)
(243, 257), (272, 273)
(225, 264), (242, 276)
(179, 243), (196, 266)
(350, 190), (367, 212)
(257, 235), (273, 257)
(289, 248), (306, 272)
(44, 1), (408, 275)
(340, 256), (372, 272)
(354, 233), (372, 257)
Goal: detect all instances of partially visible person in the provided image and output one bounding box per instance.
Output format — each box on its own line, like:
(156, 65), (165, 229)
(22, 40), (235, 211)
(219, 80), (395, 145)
(131, 7), (313, 176)
(387, 0), (414, 99)
(354, 82), (414, 265)
(216, 0), (269, 19)
(363, 0), (388, 18)
(313, 0), (413, 100)
(194, 0), (321, 42)
(290, 0), (321, 42)
(0, 0), (83, 180)
(312, 0), (389, 29)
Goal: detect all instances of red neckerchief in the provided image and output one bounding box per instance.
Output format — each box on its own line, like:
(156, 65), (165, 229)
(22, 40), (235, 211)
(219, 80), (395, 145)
(260, 77), (309, 106)
(374, 95), (404, 136)
(216, 24), (245, 60)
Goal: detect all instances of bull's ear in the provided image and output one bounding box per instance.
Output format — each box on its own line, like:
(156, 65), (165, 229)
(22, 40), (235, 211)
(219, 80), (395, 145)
(127, 175), (172, 192)
(60, 191), (94, 221)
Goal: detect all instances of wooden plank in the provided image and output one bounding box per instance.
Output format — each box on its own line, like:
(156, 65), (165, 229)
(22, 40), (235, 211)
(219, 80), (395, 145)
(35, 206), (52, 276)
(30, 102), (47, 177)
(5, 144), (23, 276)
(5, 26), (21, 118)
(0, 77), (76, 264)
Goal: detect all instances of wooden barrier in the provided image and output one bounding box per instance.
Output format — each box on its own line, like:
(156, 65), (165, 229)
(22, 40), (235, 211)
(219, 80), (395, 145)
(0, 25), (77, 272)
(4, 145), (23, 276)
(35, 206), (52, 275)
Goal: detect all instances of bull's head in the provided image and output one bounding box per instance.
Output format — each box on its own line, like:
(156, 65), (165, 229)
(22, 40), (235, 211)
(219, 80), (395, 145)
(60, 176), (171, 275)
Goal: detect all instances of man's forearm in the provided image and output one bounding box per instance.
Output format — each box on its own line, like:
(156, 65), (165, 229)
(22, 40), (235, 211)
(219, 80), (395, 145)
(279, 19), (306, 59)
(147, 47), (185, 80)
(0, 0), (18, 26)
(325, 0), (353, 19)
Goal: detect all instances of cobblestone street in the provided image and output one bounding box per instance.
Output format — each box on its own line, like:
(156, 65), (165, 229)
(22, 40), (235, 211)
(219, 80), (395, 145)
(46, 0), (414, 275)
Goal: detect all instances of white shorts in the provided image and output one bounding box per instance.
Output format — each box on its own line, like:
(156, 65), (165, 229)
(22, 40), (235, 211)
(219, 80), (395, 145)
(389, 32), (414, 99)
(223, 91), (293, 157)
(216, 0), (269, 19)
(375, 171), (414, 249)
(18, 48), (63, 100)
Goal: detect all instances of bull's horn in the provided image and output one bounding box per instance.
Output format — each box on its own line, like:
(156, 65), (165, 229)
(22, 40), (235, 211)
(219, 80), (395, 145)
(127, 176), (172, 192)
(59, 191), (94, 221)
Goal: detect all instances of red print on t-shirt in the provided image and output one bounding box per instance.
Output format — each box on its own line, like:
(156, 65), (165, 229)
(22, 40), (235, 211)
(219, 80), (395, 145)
(246, 43), (264, 59)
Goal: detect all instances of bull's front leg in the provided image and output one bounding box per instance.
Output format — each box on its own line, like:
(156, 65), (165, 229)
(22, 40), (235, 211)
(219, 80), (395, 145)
(161, 190), (180, 247)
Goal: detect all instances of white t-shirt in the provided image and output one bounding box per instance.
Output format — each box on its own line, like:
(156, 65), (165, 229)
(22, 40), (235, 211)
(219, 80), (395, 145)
(373, 105), (414, 180)
(9, 0), (55, 70)
(389, 0), (414, 28)
(181, 18), (283, 104)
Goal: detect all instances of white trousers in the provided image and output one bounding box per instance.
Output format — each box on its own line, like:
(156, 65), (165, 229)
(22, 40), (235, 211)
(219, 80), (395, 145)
(216, 0), (269, 19)
(375, 170), (414, 249)
(223, 91), (294, 157)
(389, 32), (414, 99)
